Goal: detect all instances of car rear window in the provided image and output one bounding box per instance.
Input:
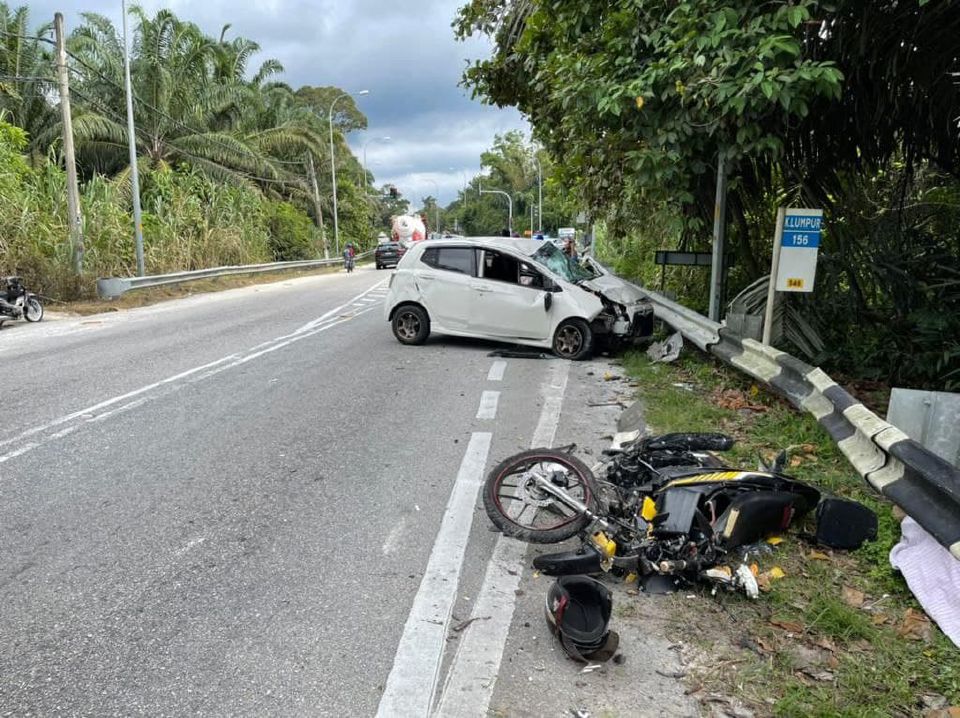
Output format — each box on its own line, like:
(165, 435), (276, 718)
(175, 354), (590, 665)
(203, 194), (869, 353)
(421, 247), (475, 275)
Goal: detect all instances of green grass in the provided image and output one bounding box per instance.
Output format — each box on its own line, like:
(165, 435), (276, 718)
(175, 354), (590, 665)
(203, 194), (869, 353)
(619, 348), (960, 716)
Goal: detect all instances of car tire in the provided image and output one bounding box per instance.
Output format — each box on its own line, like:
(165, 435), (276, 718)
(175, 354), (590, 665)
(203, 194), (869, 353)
(552, 318), (592, 361)
(392, 304), (430, 345)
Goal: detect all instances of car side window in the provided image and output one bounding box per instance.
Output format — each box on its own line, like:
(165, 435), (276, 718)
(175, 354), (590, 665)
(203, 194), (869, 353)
(519, 262), (544, 289)
(481, 250), (520, 284)
(421, 246), (475, 275)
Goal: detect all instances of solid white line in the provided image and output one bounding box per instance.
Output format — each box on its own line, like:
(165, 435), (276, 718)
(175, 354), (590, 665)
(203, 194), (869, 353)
(436, 360), (570, 717)
(0, 287), (382, 468)
(487, 360), (507, 382)
(0, 354), (240, 451)
(376, 432), (492, 718)
(476, 391), (500, 420)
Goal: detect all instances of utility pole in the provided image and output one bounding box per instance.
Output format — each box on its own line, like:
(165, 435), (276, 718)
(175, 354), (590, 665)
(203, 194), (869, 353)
(306, 153), (329, 259)
(708, 154), (728, 322)
(54, 13), (83, 276)
(121, 0), (145, 276)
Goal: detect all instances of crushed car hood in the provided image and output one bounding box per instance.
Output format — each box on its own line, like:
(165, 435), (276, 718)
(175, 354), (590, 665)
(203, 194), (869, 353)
(582, 275), (649, 306)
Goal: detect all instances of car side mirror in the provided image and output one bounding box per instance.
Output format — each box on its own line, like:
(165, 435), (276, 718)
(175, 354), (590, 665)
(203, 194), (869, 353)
(544, 292), (553, 312)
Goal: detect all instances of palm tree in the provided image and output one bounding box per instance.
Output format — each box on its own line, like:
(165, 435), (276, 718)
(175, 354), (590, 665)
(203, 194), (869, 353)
(63, 8), (324, 189)
(0, 3), (57, 158)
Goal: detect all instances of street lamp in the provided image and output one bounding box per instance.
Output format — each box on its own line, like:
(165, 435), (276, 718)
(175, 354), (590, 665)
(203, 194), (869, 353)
(329, 89), (369, 255)
(479, 182), (513, 234)
(362, 135), (391, 190)
(121, 0), (144, 276)
(534, 155), (543, 233)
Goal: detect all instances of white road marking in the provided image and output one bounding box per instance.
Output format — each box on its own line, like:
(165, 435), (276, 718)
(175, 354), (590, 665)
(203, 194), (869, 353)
(0, 284), (384, 468)
(487, 360), (507, 382)
(174, 536), (207, 557)
(476, 391), (500, 420)
(436, 360), (570, 717)
(376, 432), (492, 718)
(381, 518), (408, 556)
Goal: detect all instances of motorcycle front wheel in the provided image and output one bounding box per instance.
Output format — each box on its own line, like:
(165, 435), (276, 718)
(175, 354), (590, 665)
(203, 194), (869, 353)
(483, 448), (599, 544)
(24, 297), (43, 322)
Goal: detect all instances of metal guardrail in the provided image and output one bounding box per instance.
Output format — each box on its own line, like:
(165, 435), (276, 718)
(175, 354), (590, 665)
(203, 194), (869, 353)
(619, 274), (960, 559)
(96, 251), (373, 299)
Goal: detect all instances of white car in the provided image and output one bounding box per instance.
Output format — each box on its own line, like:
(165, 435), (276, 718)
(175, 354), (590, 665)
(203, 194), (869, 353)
(383, 238), (653, 359)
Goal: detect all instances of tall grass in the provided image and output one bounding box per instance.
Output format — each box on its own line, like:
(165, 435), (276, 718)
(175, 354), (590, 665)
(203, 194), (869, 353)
(0, 119), (318, 299)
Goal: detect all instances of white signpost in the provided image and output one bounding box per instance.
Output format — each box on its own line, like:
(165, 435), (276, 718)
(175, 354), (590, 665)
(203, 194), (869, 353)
(762, 207), (823, 344)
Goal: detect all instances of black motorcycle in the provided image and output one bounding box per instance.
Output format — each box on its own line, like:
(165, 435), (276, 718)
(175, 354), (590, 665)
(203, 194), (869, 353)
(0, 276), (44, 327)
(482, 433), (822, 596)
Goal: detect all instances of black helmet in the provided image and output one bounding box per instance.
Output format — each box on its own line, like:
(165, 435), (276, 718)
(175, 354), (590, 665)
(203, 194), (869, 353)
(544, 576), (619, 662)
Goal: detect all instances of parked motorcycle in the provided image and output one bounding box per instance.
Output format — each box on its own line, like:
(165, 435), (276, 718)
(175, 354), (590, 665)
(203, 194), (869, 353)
(482, 433), (821, 596)
(0, 276), (44, 327)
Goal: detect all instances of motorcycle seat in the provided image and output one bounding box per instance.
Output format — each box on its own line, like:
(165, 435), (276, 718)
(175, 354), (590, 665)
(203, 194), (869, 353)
(646, 432), (736, 453)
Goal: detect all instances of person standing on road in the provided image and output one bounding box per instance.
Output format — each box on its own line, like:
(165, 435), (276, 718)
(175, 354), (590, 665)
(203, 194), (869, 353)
(563, 237), (578, 260)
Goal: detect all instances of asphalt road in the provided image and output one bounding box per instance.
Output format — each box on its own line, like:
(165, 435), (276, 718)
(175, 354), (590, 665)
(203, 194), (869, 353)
(0, 269), (578, 716)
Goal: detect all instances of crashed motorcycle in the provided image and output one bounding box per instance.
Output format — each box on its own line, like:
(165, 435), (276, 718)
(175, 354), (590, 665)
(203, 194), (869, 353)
(0, 276), (44, 327)
(482, 433), (822, 596)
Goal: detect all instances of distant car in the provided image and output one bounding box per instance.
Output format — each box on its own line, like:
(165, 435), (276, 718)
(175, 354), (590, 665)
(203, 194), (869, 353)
(383, 237), (653, 360)
(375, 242), (405, 269)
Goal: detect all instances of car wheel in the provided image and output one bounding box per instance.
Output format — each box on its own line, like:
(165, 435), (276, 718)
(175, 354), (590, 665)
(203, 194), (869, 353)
(552, 318), (592, 361)
(392, 305), (430, 345)
(376, 262), (382, 269)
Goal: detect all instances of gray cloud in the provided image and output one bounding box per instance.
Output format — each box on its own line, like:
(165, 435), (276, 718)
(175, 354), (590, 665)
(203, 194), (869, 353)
(29, 0), (527, 206)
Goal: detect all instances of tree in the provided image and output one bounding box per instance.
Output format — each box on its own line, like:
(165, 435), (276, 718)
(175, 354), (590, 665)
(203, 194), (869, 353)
(64, 9), (325, 188)
(0, 3), (57, 157)
(456, 0), (960, 389)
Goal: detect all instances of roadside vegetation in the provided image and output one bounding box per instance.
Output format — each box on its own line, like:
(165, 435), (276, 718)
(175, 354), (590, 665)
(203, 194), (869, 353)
(0, 4), (393, 299)
(455, 0), (960, 391)
(620, 347), (959, 716)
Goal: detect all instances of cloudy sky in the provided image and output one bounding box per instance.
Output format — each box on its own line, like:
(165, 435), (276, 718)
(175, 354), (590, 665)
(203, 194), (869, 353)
(32, 0), (529, 207)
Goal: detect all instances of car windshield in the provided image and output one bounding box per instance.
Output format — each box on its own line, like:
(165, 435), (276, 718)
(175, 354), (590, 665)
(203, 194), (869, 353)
(531, 242), (600, 283)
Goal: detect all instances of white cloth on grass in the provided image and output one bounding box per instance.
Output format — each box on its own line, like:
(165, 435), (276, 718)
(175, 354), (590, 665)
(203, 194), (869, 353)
(890, 517), (960, 648)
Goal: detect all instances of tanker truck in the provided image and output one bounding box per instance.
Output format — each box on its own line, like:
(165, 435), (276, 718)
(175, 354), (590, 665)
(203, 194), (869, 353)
(391, 214), (427, 246)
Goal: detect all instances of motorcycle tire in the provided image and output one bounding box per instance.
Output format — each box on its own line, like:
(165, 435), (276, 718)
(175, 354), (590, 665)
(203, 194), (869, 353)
(24, 297), (43, 322)
(483, 448), (599, 544)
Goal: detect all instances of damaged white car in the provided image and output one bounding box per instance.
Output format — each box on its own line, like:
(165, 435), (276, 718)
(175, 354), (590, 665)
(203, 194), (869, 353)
(383, 238), (653, 360)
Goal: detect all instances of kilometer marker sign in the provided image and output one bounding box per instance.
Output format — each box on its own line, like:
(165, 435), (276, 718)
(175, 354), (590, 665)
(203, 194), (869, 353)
(775, 208), (822, 292)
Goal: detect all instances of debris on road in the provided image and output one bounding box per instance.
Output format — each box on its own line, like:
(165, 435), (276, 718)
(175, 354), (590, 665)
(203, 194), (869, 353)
(451, 616), (491, 633)
(646, 331), (683, 363)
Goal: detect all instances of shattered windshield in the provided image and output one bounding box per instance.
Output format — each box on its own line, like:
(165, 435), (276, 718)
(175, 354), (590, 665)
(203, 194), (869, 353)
(531, 242), (600, 284)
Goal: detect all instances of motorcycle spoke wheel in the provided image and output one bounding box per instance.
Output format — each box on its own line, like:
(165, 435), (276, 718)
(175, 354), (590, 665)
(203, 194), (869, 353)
(493, 459), (591, 534)
(24, 298), (43, 322)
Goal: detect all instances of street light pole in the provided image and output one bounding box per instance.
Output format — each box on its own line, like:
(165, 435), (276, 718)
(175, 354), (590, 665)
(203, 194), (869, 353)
(329, 89), (369, 256)
(121, 0), (145, 276)
(362, 135), (390, 191)
(535, 156), (543, 233)
(479, 183), (513, 234)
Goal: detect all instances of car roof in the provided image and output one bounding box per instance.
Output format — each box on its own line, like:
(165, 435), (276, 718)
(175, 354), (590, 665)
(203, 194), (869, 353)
(409, 237), (543, 257)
